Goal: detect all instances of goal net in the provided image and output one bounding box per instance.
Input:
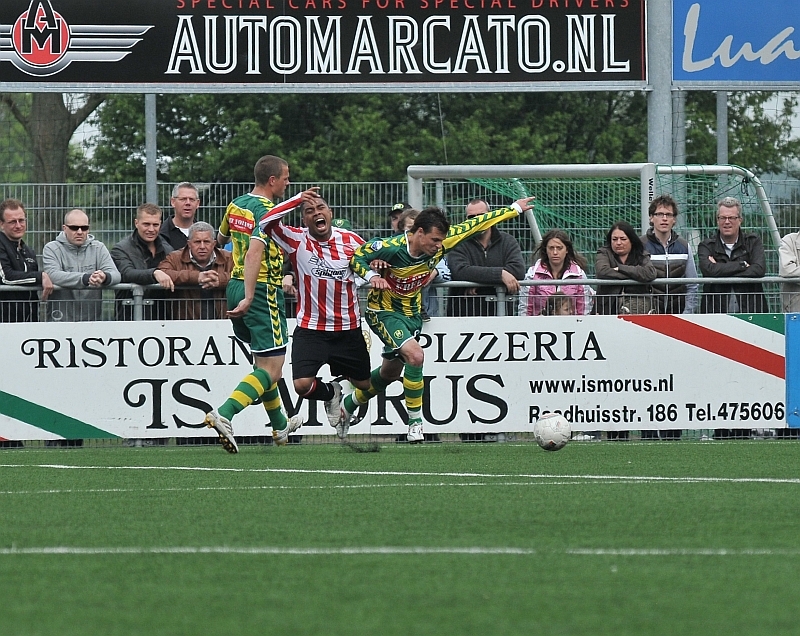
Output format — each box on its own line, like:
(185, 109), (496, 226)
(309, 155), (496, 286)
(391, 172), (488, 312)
(406, 164), (780, 275)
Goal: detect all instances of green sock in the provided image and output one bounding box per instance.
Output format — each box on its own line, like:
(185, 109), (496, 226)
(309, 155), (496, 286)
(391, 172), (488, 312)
(262, 382), (288, 430)
(403, 364), (424, 415)
(219, 368), (271, 421)
(345, 368), (392, 415)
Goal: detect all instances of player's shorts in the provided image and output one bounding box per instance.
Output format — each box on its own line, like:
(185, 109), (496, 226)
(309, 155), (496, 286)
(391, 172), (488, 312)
(226, 278), (287, 357)
(290, 326), (372, 381)
(364, 309), (422, 360)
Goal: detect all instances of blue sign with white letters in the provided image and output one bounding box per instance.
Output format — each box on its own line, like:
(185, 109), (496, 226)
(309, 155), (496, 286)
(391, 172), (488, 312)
(673, 0), (800, 82)
(786, 314), (800, 428)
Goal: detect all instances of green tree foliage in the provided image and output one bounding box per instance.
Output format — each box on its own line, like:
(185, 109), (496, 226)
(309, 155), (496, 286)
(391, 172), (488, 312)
(78, 91), (798, 183)
(0, 95), (34, 183)
(685, 92), (800, 174)
(80, 92), (649, 183)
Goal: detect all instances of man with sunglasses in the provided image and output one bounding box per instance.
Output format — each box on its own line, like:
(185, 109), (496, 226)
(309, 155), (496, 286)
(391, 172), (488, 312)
(0, 198), (53, 322)
(42, 208), (120, 322)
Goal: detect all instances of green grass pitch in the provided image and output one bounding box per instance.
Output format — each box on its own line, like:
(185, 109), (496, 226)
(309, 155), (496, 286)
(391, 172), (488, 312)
(1, 441), (799, 635)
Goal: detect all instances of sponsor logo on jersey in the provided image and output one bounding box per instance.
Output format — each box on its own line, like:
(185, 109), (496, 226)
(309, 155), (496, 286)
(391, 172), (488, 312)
(309, 254), (348, 281)
(227, 214), (254, 234)
(3, 0), (152, 77)
(369, 240), (384, 251)
(387, 270), (429, 294)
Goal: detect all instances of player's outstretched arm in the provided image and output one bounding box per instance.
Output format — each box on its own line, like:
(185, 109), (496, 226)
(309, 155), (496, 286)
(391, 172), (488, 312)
(443, 196), (536, 252)
(350, 240), (392, 289)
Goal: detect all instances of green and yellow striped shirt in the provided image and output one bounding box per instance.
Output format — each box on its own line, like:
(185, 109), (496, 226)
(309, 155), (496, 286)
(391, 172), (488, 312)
(219, 193), (284, 285)
(351, 206), (520, 317)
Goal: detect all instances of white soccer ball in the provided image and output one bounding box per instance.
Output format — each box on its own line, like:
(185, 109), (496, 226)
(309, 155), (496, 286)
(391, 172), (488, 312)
(533, 412), (571, 451)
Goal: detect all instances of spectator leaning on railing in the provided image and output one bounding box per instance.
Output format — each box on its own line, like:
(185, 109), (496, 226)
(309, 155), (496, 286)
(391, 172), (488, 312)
(594, 221), (657, 316)
(778, 227), (800, 312)
(0, 198), (53, 322)
(111, 203), (175, 321)
(518, 228), (593, 317)
(641, 194), (699, 315)
(697, 196), (767, 315)
(157, 221), (232, 320)
(698, 196), (766, 440)
(42, 208), (121, 322)
(447, 198), (526, 318)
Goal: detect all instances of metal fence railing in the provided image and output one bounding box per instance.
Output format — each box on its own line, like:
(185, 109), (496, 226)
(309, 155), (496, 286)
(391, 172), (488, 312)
(2, 278), (796, 446)
(0, 277), (794, 322)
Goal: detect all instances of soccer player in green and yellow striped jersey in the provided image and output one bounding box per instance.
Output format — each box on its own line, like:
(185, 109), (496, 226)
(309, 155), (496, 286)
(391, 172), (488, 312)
(340, 197), (535, 443)
(220, 192), (287, 285)
(205, 154), (317, 453)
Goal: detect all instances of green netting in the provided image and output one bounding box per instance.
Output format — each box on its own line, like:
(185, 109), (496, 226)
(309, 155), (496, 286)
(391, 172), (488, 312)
(467, 176), (641, 268)
(428, 169), (778, 275)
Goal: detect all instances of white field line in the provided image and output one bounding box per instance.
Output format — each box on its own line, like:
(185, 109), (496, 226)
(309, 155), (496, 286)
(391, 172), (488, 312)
(0, 463), (799, 485)
(0, 481), (605, 495)
(1, 546), (799, 557)
(0, 546), (534, 555)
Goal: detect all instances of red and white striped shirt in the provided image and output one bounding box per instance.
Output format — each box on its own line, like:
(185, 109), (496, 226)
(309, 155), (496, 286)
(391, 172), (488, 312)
(260, 208), (364, 331)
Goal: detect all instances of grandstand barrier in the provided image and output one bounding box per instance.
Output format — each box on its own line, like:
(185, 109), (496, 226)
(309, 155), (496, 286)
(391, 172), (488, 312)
(0, 279), (796, 443)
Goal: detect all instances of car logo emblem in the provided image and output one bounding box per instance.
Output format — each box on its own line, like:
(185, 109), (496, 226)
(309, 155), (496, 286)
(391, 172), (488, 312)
(2, 0), (152, 77)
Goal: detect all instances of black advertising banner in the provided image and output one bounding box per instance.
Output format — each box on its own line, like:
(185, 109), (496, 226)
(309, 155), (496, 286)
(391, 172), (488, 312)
(0, 0), (646, 90)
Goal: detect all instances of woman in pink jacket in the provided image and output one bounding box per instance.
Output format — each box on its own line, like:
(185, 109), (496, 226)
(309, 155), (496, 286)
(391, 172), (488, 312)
(518, 229), (593, 316)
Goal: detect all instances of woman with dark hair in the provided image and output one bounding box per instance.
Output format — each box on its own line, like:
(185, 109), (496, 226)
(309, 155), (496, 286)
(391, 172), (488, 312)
(595, 221), (657, 315)
(518, 229), (593, 316)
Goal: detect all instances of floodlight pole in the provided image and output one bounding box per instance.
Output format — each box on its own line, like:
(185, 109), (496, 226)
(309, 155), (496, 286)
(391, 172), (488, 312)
(647, 0), (673, 166)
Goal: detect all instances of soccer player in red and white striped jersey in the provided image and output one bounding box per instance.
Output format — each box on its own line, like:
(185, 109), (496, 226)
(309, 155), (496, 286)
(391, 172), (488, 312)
(258, 196), (376, 437)
(264, 207), (363, 331)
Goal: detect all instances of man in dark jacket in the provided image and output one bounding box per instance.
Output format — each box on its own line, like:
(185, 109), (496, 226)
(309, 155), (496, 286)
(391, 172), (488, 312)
(111, 203), (175, 320)
(641, 194), (699, 316)
(698, 196), (767, 440)
(0, 198), (53, 322)
(447, 198), (525, 317)
(159, 182), (200, 249)
(698, 196), (767, 315)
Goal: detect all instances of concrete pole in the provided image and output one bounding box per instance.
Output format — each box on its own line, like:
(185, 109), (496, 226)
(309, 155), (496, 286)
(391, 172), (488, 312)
(647, 0), (673, 166)
(716, 91), (729, 165)
(145, 94), (157, 204)
(672, 90), (686, 164)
